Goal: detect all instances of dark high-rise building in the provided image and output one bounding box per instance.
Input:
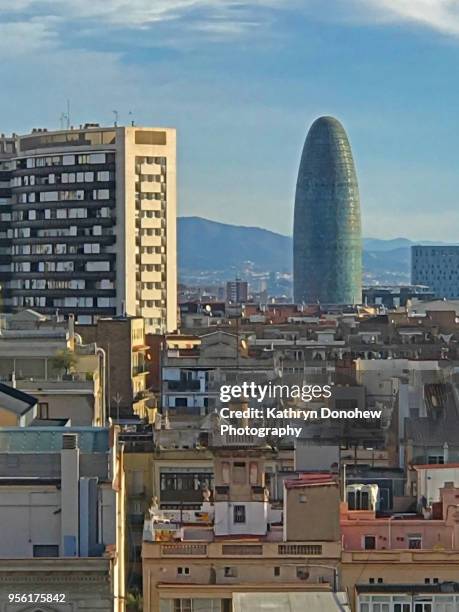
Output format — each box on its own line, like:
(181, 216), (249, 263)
(293, 116), (362, 304)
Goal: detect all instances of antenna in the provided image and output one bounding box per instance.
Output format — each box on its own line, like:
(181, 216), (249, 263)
(112, 110), (119, 127)
(59, 100), (71, 131)
(128, 110), (135, 127)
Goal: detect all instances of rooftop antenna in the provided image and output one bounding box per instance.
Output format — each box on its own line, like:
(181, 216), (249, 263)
(59, 100), (71, 131)
(128, 110), (135, 127)
(112, 110), (119, 127)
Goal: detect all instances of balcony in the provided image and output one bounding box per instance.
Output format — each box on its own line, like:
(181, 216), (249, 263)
(166, 380), (201, 392)
(142, 539), (341, 561)
(160, 489), (208, 504)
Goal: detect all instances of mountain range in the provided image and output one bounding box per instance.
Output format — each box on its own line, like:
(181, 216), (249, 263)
(177, 216), (443, 285)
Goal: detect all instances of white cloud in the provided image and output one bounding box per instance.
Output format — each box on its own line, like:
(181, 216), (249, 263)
(0, 0), (459, 50)
(0, 0), (285, 28)
(351, 0), (459, 36)
(0, 18), (58, 55)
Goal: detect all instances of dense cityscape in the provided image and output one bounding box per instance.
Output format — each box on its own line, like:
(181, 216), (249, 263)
(0, 113), (457, 612)
(0, 117), (459, 612)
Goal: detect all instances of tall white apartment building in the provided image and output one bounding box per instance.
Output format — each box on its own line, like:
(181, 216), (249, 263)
(0, 124), (177, 332)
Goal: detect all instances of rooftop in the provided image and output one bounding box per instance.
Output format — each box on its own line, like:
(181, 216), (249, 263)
(0, 427), (109, 452)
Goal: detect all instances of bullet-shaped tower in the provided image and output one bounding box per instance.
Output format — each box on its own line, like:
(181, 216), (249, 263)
(293, 116), (362, 304)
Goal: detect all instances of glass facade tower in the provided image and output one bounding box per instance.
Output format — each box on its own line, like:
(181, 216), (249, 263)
(293, 116), (362, 305)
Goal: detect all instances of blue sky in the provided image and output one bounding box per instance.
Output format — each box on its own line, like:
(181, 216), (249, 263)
(1, 0), (459, 239)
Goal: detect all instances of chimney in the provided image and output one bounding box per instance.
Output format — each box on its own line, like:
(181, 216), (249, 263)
(443, 442), (449, 464)
(61, 434), (80, 556)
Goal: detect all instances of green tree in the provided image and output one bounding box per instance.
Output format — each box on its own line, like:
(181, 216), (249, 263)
(50, 349), (77, 377)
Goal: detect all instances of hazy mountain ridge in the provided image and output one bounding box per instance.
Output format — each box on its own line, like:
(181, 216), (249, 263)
(178, 216), (443, 283)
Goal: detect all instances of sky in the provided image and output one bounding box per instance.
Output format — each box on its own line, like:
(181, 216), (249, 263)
(1, 0), (459, 240)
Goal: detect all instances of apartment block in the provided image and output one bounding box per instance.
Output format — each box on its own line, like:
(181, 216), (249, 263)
(142, 448), (344, 612)
(78, 315), (153, 420)
(0, 426), (125, 611)
(0, 124), (177, 333)
(411, 245), (459, 299)
(0, 309), (105, 426)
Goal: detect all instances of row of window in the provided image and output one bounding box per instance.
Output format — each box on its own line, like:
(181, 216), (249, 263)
(140, 264), (163, 272)
(13, 296), (116, 308)
(139, 228), (164, 236)
(140, 300), (164, 308)
(13, 243), (102, 255)
(160, 599), (229, 612)
(138, 174), (164, 182)
(136, 156), (166, 166)
(138, 210), (164, 219)
(136, 192), (164, 201)
(13, 225), (108, 238)
(13, 261), (112, 272)
(22, 152), (107, 168)
(18, 188), (110, 203)
(11, 170), (111, 187)
(359, 593), (459, 612)
(174, 566), (302, 579)
(140, 246), (165, 254)
(363, 534), (422, 550)
(160, 473), (214, 492)
(14, 206), (112, 220)
(10, 279), (113, 290)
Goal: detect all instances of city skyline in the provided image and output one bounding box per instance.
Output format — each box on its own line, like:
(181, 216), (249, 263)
(2, 2), (459, 240)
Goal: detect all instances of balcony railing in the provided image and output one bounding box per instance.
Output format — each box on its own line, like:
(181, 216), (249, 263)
(161, 543), (207, 556)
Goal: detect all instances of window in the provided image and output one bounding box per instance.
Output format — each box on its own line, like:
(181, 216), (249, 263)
(33, 545), (58, 557)
(408, 535), (422, 549)
(173, 600), (191, 612)
(177, 567), (190, 576)
(233, 505), (246, 524)
(89, 153), (106, 164)
(274, 566), (280, 576)
(364, 535), (376, 550)
(224, 567), (237, 578)
(93, 188), (109, 200)
(428, 455), (444, 464)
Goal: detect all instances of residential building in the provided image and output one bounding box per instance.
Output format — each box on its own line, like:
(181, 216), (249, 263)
(0, 309), (105, 425)
(78, 316), (154, 420)
(0, 426), (125, 611)
(0, 123), (177, 333)
(142, 450), (345, 612)
(226, 279), (248, 304)
(160, 330), (276, 423)
(341, 483), (459, 611)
